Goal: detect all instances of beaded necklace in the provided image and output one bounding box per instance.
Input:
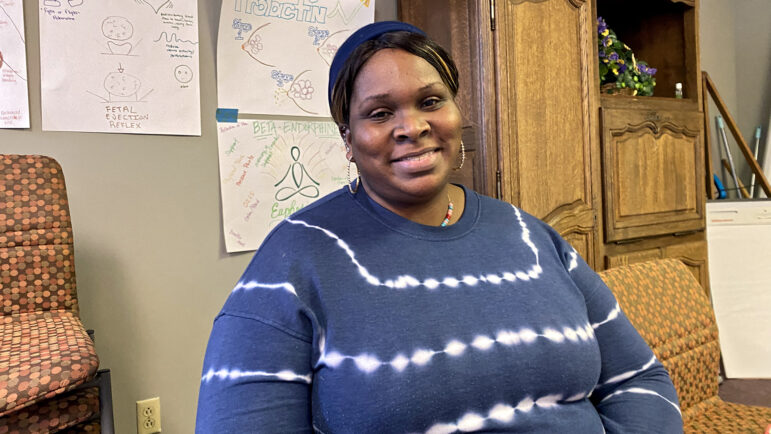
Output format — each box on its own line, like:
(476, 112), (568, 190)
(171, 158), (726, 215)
(440, 193), (454, 227)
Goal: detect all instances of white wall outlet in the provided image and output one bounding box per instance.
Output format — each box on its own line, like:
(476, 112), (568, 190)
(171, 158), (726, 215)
(136, 397), (162, 434)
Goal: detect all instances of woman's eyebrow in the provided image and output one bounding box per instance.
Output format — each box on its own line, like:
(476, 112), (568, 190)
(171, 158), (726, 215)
(360, 82), (446, 104)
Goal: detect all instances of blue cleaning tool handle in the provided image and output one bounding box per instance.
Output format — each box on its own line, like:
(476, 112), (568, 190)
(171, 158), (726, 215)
(713, 174), (727, 199)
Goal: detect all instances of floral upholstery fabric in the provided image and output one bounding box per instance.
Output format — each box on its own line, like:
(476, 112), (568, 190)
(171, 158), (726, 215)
(58, 419), (100, 433)
(0, 311), (98, 415)
(1, 155), (101, 431)
(0, 387), (98, 434)
(1, 155), (78, 316)
(599, 259), (771, 433)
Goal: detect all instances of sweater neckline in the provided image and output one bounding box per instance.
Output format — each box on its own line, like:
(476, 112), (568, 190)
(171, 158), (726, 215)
(349, 183), (480, 240)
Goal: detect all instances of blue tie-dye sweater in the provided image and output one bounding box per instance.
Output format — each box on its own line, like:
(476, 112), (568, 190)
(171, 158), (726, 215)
(197, 185), (683, 434)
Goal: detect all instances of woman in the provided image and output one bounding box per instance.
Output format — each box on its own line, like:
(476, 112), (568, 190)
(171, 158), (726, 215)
(197, 21), (683, 433)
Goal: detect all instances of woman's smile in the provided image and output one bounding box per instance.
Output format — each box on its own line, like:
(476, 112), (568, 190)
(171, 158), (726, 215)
(391, 147), (443, 172)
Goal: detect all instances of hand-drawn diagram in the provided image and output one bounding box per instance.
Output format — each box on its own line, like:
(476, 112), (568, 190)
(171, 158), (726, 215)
(232, 18), (250, 40)
(87, 63), (154, 102)
(0, 0), (30, 128)
(39, 0), (200, 135)
(136, 0), (171, 14)
(44, 0), (84, 7)
(153, 31), (198, 59)
(174, 64), (192, 83)
(102, 16), (139, 55)
(217, 0), (375, 117)
(217, 119), (349, 252)
(274, 146), (320, 201)
(241, 23), (274, 67)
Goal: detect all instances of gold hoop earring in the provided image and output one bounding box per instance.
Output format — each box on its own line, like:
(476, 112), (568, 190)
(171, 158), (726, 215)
(453, 141), (466, 171)
(347, 159), (360, 194)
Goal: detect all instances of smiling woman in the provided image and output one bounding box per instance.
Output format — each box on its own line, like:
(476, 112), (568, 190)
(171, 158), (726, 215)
(196, 21), (684, 434)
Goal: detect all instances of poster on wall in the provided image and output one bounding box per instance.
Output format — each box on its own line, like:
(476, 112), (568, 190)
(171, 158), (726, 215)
(38, 0), (201, 135)
(0, 0), (30, 128)
(217, 118), (349, 252)
(217, 0), (375, 117)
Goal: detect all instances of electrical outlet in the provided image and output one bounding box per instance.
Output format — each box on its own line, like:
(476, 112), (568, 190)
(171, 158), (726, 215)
(136, 397), (162, 434)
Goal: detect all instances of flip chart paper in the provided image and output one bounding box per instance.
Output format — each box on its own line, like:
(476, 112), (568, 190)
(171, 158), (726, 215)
(39, 0), (201, 135)
(218, 118), (349, 252)
(217, 0), (375, 117)
(0, 0), (30, 128)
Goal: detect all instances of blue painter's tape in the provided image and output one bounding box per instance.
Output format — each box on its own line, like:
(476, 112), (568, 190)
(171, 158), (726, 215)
(216, 108), (238, 123)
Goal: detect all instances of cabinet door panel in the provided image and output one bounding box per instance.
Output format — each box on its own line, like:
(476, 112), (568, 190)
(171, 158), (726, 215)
(496, 0), (600, 267)
(602, 108), (705, 242)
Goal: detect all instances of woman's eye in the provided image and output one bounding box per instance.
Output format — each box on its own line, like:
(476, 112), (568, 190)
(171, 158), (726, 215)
(422, 97), (443, 109)
(368, 110), (390, 120)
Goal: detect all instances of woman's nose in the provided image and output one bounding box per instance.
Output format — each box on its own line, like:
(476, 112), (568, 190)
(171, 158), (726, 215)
(394, 110), (430, 141)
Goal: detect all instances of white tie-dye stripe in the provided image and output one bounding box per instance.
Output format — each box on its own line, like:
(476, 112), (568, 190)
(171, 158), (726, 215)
(232, 206), (542, 296)
(232, 280), (297, 296)
(285, 213), (542, 291)
(600, 387), (681, 415)
(568, 249), (578, 271)
(320, 324), (595, 374)
(591, 303), (621, 329)
(425, 393), (585, 433)
(601, 355), (658, 386)
(201, 368), (312, 384)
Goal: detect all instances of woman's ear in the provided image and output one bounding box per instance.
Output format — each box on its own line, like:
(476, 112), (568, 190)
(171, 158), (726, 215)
(341, 125), (354, 161)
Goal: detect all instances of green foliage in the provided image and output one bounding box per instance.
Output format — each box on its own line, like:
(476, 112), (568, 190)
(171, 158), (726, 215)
(597, 17), (657, 96)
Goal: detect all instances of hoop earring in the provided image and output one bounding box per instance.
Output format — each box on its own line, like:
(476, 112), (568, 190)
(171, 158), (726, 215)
(453, 141), (466, 171)
(347, 159), (360, 194)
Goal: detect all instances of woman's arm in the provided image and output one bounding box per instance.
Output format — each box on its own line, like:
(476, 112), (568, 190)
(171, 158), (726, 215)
(583, 277), (683, 433)
(196, 313), (313, 433)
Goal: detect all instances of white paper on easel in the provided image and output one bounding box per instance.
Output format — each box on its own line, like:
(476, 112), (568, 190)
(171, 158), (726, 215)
(0, 0), (30, 128)
(39, 0), (201, 135)
(216, 0), (375, 117)
(217, 118), (349, 252)
(706, 200), (771, 378)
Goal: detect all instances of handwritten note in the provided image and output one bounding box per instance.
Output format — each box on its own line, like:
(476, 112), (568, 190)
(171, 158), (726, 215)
(217, 0), (375, 117)
(0, 0), (30, 128)
(218, 118), (349, 252)
(38, 0), (201, 135)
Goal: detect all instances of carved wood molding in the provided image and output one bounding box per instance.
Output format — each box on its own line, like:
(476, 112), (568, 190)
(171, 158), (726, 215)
(675, 255), (705, 268)
(670, 0), (696, 7)
(507, 0), (586, 8)
(610, 120), (699, 140)
(543, 200), (594, 236)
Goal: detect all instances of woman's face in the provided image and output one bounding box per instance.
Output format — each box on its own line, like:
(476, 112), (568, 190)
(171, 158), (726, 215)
(346, 48), (462, 208)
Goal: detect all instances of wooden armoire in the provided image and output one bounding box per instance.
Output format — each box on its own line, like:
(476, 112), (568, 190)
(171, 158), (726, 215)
(399, 0), (709, 292)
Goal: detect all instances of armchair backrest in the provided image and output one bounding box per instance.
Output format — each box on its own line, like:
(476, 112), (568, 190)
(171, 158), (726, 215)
(0, 155), (79, 316)
(598, 259), (720, 415)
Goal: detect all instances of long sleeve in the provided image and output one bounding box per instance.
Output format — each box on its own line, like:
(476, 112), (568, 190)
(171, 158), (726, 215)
(196, 227), (318, 434)
(559, 239), (683, 433)
(196, 314), (313, 433)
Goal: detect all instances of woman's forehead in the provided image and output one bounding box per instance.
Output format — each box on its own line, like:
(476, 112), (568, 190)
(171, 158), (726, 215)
(352, 49), (443, 97)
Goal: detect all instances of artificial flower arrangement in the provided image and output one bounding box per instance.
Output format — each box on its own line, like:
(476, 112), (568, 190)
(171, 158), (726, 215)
(597, 17), (657, 96)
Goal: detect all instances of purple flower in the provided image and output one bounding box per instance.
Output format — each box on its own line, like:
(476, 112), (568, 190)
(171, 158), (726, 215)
(597, 17), (607, 33)
(619, 63), (627, 73)
(599, 51), (606, 58)
(609, 52), (619, 61)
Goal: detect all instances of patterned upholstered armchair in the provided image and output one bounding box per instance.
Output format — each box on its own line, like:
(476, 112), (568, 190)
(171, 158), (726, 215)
(599, 259), (771, 433)
(0, 155), (113, 433)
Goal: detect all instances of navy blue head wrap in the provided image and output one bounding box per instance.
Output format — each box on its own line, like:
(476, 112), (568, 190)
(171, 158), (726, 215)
(327, 21), (427, 107)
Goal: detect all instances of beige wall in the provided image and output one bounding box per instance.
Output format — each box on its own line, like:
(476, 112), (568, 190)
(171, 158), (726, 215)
(1, 1), (395, 433)
(700, 0), (771, 197)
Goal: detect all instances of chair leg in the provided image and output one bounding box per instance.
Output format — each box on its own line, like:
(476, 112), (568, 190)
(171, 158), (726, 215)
(97, 369), (115, 434)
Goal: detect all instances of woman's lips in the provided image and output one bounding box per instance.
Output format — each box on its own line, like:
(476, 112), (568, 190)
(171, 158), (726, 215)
(391, 148), (442, 172)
